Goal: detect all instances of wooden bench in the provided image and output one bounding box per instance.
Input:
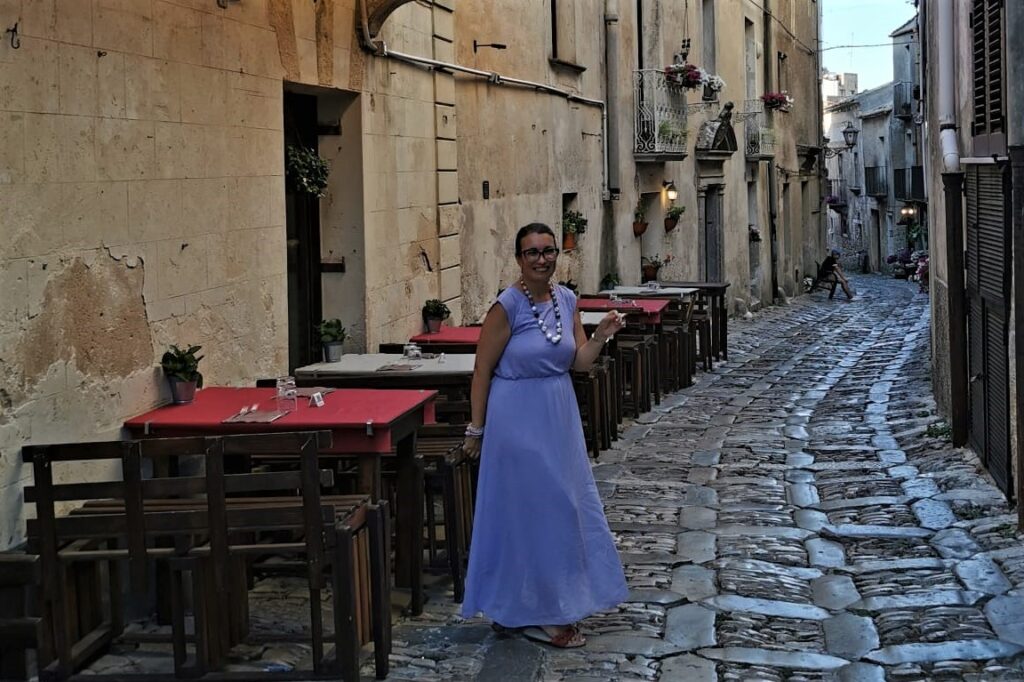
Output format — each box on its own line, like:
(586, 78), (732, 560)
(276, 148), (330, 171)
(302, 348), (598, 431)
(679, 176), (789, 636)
(22, 432), (390, 681)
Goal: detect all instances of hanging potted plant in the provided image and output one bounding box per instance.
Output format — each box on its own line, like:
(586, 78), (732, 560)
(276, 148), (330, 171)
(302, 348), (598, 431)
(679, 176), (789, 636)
(664, 205), (685, 232)
(761, 91), (794, 112)
(316, 319), (346, 362)
(285, 144), (331, 197)
(160, 344), (204, 404)
(561, 209), (588, 250)
(633, 202), (649, 237)
(641, 253), (673, 283)
(421, 299), (451, 334)
(664, 63), (705, 90)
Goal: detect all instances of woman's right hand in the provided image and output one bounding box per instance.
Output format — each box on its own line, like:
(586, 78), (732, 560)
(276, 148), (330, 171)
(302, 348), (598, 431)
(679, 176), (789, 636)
(462, 435), (482, 459)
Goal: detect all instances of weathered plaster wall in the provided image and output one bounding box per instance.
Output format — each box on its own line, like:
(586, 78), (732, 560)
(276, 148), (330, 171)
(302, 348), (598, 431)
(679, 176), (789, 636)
(0, 0), (439, 550)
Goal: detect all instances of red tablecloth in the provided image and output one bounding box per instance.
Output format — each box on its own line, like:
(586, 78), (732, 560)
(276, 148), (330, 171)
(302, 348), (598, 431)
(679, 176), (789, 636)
(633, 298), (669, 324)
(576, 299), (644, 314)
(409, 325), (482, 344)
(124, 387), (437, 453)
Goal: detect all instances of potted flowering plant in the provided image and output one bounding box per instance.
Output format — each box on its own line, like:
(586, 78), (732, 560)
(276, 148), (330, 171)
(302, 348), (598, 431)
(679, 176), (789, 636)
(633, 202), (649, 237)
(761, 91), (793, 112)
(561, 209), (588, 250)
(703, 74), (726, 100)
(664, 205), (685, 231)
(664, 63), (705, 90)
(641, 253), (673, 282)
(825, 194), (841, 205)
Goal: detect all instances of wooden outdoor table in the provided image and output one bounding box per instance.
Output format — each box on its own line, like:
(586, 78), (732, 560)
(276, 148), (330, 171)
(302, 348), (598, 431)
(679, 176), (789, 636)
(599, 285), (698, 298)
(409, 325), (481, 345)
(659, 280), (731, 360)
(296, 353), (475, 424)
(124, 386), (436, 614)
(576, 299), (644, 315)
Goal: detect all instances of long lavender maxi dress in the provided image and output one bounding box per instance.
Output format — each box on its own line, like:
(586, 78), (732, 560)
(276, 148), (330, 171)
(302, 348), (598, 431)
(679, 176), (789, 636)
(461, 285), (628, 627)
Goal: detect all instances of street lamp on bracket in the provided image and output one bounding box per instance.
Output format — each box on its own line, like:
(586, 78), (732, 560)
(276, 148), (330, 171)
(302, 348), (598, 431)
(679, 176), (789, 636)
(823, 122), (860, 159)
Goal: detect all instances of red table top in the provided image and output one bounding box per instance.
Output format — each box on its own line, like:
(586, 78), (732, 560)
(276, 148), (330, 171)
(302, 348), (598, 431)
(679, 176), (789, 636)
(124, 387), (437, 453)
(576, 299), (644, 314)
(633, 298), (669, 324)
(410, 325), (482, 344)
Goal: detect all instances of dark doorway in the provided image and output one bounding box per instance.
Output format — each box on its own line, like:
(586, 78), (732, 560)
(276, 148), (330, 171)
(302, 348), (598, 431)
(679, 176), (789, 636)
(965, 163), (1013, 499)
(702, 187), (724, 282)
(284, 91), (323, 371)
(871, 209), (881, 272)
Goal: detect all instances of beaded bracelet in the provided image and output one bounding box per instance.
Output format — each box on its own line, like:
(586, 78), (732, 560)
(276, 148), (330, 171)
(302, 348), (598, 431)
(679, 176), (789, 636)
(465, 424), (484, 437)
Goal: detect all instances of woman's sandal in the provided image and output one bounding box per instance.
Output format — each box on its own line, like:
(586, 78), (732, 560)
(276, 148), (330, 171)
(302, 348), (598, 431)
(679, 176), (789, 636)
(490, 622), (522, 636)
(522, 625), (586, 649)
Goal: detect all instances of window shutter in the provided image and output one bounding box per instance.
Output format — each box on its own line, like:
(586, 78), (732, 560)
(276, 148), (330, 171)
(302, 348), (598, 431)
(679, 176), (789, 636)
(971, 0), (1005, 144)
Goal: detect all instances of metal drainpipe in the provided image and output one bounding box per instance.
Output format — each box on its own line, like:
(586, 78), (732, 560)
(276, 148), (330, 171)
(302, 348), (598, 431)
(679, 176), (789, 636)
(764, 0), (780, 301)
(379, 44), (610, 199)
(604, 0), (621, 198)
(1005, 0), (1024, 520)
(936, 0), (968, 446)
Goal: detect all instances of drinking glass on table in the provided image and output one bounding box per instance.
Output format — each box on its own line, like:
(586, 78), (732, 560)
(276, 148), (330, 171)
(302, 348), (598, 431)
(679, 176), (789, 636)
(276, 376), (297, 412)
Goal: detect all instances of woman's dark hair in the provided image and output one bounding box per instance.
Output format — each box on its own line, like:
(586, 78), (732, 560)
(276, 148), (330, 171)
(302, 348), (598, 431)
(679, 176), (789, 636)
(514, 223), (557, 256)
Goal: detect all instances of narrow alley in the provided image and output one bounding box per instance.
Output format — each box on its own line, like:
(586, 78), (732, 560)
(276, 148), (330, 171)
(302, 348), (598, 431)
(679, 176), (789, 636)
(369, 274), (1024, 681)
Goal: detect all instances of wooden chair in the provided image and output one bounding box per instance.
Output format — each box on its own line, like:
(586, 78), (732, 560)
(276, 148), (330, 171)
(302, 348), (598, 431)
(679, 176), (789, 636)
(812, 261), (840, 299)
(0, 554), (48, 681)
(22, 432), (390, 681)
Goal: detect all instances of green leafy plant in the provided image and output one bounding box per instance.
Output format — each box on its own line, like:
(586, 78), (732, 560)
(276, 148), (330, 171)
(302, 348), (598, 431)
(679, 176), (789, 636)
(666, 205), (686, 219)
(600, 272), (621, 290)
(286, 145), (331, 197)
(642, 253), (674, 269)
(926, 421), (951, 441)
(422, 299), (451, 320)
(634, 202), (647, 223)
(562, 210), (588, 235)
(161, 345), (204, 387)
(316, 319), (346, 344)
(558, 279), (579, 294)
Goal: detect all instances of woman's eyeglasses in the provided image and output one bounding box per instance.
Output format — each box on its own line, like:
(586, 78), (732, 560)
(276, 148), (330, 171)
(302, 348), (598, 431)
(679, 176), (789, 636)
(521, 247), (560, 262)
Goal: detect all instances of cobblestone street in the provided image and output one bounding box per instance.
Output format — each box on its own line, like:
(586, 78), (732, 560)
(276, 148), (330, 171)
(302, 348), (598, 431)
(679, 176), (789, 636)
(376, 274), (1024, 682)
(85, 275), (1024, 681)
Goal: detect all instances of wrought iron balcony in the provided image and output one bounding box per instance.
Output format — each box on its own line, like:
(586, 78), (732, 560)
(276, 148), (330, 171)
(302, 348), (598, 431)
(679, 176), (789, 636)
(864, 166), (888, 197)
(894, 166), (926, 201)
(741, 104), (775, 160)
(633, 69), (689, 161)
(826, 179), (848, 209)
(893, 81), (914, 120)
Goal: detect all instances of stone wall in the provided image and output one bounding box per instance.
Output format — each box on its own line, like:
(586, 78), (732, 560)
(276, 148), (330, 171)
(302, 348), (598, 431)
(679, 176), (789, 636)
(0, 0), (440, 550)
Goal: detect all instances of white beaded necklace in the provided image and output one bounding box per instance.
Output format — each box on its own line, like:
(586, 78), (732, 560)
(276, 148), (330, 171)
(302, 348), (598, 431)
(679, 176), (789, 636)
(520, 280), (563, 344)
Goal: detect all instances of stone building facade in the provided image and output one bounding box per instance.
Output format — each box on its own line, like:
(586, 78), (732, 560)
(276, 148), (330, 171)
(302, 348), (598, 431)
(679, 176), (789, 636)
(0, 0), (824, 549)
(921, 0), (1023, 511)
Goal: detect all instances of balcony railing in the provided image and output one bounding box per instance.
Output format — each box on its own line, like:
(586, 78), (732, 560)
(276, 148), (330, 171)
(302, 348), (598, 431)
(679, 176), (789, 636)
(893, 81), (914, 120)
(633, 69), (689, 161)
(743, 109), (776, 160)
(894, 166), (926, 201)
(864, 166), (888, 197)
(826, 179), (848, 208)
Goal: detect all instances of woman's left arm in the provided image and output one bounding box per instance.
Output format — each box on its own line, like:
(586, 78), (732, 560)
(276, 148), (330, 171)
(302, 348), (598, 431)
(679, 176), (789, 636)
(572, 310), (624, 371)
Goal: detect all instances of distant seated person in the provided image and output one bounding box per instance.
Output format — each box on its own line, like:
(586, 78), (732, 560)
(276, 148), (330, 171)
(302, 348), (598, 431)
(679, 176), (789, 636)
(818, 249), (855, 301)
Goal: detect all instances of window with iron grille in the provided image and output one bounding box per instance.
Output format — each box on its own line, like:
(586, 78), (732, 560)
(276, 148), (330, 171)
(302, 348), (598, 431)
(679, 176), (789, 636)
(971, 0), (1006, 155)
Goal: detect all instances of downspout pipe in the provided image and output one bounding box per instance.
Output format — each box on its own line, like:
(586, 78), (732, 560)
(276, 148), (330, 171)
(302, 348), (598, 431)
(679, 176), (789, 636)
(937, 0), (961, 173)
(379, 44), (610, 199)
(1005, 0), (1024, 520)
(604, 0), (621, 197)
(936, 0), (968, 446)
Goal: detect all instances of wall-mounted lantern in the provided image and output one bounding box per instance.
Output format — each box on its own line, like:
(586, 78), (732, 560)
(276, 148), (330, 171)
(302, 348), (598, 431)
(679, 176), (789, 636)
(663, 180), (678, 202)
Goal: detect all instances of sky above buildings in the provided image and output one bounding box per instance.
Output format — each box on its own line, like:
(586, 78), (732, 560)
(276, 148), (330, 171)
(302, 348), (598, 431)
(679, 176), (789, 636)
(821, 0), (918, 92)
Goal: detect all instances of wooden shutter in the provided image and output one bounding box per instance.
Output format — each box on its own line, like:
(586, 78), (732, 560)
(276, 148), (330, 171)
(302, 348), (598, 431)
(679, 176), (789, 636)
(986, 305), (1012, 496)
(971, 0), (1006, 154)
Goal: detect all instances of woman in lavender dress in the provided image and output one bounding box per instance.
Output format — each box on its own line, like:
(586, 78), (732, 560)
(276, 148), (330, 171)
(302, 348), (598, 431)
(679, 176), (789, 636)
(460, 223), (629, 648)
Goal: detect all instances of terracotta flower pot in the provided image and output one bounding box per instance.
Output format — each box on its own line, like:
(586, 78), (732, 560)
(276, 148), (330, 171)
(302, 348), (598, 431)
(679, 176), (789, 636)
(641, 264), (660, 283)
(563, 231), (577, 250)
(664, 217), (679, 232)
(633, 221), (649, 237)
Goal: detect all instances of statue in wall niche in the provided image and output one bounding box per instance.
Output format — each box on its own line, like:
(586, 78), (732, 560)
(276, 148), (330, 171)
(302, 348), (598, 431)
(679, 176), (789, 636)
(696, 101), (738, 153)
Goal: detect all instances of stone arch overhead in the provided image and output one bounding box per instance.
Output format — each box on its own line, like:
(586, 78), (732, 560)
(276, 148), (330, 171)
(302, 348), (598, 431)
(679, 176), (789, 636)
(358, 0), (421, 52)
